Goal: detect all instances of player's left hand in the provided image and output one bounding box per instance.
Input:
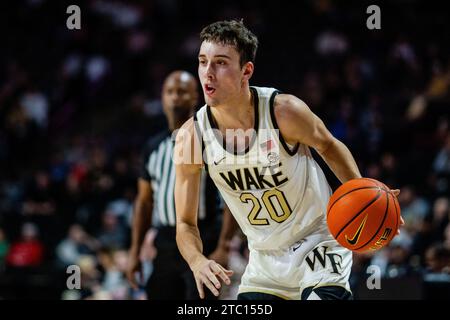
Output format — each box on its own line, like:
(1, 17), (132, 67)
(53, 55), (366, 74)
(389, 189), (405, 235)
(191, 257), (234, 299)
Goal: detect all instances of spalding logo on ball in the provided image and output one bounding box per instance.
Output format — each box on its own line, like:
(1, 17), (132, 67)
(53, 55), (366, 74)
(326, 178), (401, 253)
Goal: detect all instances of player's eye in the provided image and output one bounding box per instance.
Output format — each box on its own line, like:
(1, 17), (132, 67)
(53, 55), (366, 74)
(217, 60), (226, 65)
(199, 59), (207, 65)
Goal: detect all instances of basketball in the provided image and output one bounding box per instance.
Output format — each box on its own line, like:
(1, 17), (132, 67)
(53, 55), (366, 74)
(326, 178), (401, 253)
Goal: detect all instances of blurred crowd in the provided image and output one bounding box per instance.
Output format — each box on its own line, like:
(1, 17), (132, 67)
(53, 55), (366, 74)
(0, 0), (449, 299)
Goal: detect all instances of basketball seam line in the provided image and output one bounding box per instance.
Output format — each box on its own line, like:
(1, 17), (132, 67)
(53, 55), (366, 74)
(334, 190), (382, 239)
(327, 186), (380, 218)
(359, 178), (390, 194)
(353, 190), (390, 251)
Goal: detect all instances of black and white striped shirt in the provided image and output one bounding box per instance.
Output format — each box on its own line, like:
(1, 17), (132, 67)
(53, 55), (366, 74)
(141, 130), (221, 228)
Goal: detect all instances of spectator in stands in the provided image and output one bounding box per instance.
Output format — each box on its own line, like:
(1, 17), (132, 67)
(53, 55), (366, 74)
(6, 223), (44, 268)
(425, 243), (450, 274)
(0, 227), (9, 270)
(56, 224), (100, 267)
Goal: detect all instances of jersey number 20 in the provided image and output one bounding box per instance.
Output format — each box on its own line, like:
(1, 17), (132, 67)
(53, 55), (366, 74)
(240, 188), (292, 225)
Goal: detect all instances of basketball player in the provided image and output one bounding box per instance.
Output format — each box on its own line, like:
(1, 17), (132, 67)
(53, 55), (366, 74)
(174, 20), (404, 300)
(127, 70), (237, 299)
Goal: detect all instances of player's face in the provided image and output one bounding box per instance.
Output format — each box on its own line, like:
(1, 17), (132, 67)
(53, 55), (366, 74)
(198, 41), (245, 107)
(162, 75), (197, 130)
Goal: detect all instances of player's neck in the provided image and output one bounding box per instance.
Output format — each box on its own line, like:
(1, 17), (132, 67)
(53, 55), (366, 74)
(211, 87), (254, 131)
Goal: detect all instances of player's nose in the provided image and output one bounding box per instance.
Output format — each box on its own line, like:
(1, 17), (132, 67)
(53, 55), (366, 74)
(205, 63), (215, 80)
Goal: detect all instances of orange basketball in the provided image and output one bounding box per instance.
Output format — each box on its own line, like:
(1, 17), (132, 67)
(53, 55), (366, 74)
(326, 178), (401, 253)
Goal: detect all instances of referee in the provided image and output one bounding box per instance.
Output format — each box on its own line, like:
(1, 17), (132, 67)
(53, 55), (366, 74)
(127, 71), (237, 299)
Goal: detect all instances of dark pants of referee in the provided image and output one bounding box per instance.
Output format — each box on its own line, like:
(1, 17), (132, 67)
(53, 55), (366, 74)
(145, 224), (219, 300)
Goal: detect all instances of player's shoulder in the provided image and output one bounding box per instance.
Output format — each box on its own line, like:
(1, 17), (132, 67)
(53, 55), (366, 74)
(273, 93), (310, 121)
(174, 116), (204, 169)
(271, 93), (314, 143)
(191, 104), (208, 128)
(252, 86), (307, 110)
(251, 86), (278, 100)
(175, 116), (202, 149)
(178, 115), (196, 135)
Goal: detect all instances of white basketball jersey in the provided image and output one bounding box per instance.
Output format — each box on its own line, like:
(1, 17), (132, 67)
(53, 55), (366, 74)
(194, 86), (332, 251)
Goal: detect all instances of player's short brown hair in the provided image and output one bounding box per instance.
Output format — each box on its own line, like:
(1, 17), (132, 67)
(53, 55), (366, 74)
(200, 19), (259, 68)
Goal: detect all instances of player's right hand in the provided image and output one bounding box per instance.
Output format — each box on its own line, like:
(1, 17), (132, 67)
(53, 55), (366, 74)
(389, 188), (405, 235)
(191, 257), (234, 299)
(126, 252), (143, 290)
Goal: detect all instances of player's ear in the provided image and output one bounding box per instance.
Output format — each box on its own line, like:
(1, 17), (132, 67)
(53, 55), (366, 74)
(242, 61), (254, 81)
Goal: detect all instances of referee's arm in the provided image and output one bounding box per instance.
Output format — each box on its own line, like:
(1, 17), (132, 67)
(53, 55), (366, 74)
(127, 178), (153, 289)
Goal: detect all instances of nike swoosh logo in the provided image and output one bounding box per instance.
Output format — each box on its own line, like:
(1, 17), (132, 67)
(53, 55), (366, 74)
(292, 240), (304, 252)
(345, 214), (368, 245)
(213, 156), (226, 165)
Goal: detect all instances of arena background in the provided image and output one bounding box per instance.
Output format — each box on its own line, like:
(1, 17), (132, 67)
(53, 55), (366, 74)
(0, 0), (449, 300)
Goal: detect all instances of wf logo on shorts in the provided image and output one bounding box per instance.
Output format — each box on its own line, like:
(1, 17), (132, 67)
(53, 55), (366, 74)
(305, 246), (343, 275)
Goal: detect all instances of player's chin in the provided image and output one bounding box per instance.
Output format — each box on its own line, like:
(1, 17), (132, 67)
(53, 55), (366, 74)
(204, 95), (218, 107)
